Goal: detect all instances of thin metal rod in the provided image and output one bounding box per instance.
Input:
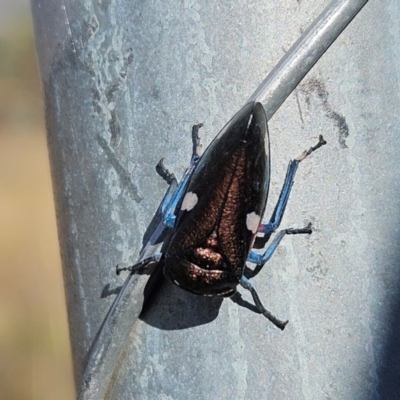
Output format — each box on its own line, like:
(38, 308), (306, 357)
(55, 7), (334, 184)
(248, 0), (369, 120)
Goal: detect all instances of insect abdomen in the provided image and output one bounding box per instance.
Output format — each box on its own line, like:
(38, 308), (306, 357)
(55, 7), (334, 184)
(164, 102), (269, 296)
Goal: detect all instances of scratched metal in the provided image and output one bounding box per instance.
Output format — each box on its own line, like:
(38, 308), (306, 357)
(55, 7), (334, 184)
(31, 0), (400, 399)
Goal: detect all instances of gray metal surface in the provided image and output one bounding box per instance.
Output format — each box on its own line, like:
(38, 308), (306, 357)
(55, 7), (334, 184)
(249, 0), (369, 118)
(31, 0), (400, 399)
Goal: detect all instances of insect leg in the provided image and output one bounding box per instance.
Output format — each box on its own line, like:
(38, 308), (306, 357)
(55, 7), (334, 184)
(261, 135), (326, 234)
(239, 276), (288, 330)
(161, 124), (203, 228)
(116, 253), (162, 275)
(155, 121), (202, 185)
(156, 158), (176, 185)
(191, 123), (203, 161)
(248, 224), (312, 277)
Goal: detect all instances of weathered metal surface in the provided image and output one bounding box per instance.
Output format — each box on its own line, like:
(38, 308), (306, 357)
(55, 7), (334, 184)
(31, 0), (400, 398)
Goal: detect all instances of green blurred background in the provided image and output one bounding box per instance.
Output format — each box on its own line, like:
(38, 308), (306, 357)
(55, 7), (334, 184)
(0, 1), (75, 398)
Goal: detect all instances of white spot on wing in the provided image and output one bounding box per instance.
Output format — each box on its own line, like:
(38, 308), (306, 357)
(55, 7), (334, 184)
(246, 212), (261, 234)
(181, 191), (198, 212)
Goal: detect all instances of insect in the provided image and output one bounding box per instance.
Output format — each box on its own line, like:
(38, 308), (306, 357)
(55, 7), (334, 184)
(117, 101), (326, 330)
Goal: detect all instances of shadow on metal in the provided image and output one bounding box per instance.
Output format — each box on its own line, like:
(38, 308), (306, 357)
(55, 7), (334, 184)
(139, 256), (263, 330)
(141, 281), (224, 330)
(375, 244), (400, 399)
(140, 265), (223, 330)
(100, 283), (122, 299)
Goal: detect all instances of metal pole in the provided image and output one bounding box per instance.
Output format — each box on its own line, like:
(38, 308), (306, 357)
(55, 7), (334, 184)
(30, 0), (152, 390)
(248, 0), (369, 119)
(31, 0), (400, 399)
(75, 0), (369, 398)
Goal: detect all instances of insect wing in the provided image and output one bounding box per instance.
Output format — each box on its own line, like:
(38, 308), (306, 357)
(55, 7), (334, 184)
(164, 102), (270, 294)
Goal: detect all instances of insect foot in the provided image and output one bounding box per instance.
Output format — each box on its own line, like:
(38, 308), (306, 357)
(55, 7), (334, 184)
(296, 135), (327, 162)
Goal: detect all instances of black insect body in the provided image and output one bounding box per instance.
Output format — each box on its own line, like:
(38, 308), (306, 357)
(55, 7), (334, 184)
(164, 102), (269, 297)
(117, 101), (326, 330)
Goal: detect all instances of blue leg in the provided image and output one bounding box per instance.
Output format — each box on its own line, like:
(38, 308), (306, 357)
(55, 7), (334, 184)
(158, 124), (203, 228)
(248, 224), (312, 272)
(260, 135), (326, 235)
(247, 135), (325, 273)
(155, 158), (178, 215)
(240, 137), (325, 329)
